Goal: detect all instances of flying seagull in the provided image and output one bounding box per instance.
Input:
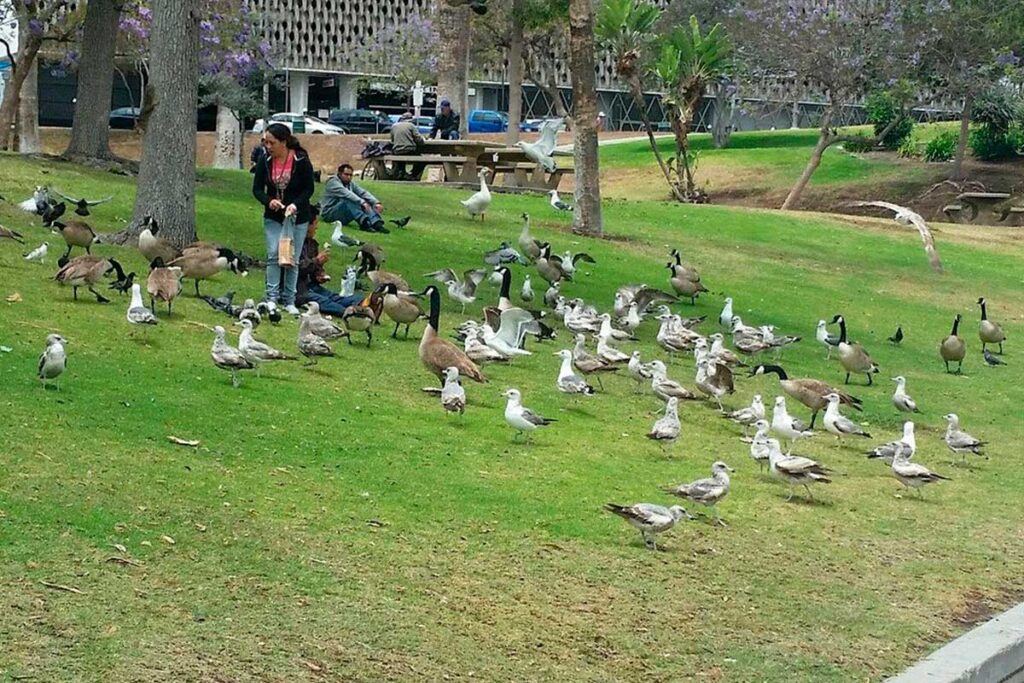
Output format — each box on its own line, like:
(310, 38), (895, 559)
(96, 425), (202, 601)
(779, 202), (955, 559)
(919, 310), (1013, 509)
(516, 118), (563, 172)
(844, 201), (943, 273)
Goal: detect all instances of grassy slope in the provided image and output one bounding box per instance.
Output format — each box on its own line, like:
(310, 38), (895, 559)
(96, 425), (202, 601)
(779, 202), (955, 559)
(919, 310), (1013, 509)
(1, 154), (1023, 682)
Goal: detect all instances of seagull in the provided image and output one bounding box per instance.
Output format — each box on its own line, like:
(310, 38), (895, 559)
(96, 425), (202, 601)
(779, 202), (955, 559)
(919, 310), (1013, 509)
(695, 357), (734, 411)
(604, 502), (692, 550)
(210, 325), (254, 388)
(503, 388), (555, 441)
(649, 360), (698, 402)
(866, 421), (916, 465)
(548, 189), (572, 211)
(54, 190), (113, 217)
(38, 333), (67, 390)
(725, 394), (765, 435)
(297, 315), (336, 366)
(627, 351), (654, 393)
(664, 462), (734, 526)
(0, 224), (25, 243)
(19, 186), (50, 214)
(517, 118), (562, 173)
(331, 222), (363, 248)
(891, 450), (950, 498)
(554, 349), (595, 396)
(237, 319), (295, 374)
(238, 298), (261, 327)
(425, 268), (487, 312)
(816, 319), (840, 359)
(647, 396), (681, 445)
(822, 393), (871, 442)
(749, 420), (774, 472)
(389, 216), (412, 228)
(891, 376), (920, 413)
(301, 301), (348, 340)
(441, 366), (466, 416)
(23, 242), (48, 263)
(767, 439), (832, 502)
(888, 325), (904, 345)
(943, 413), (986, 463)
(618, 302), (642, 335)
(460, 168), (492, 220)
(771, 396), (814, 453)
(463, 327), (508, 363)
(520, 274), (534, 303)
(844, 200), (943, 273)
(982, 349), (1006, 367)
(126, 283), (158, 327)
(719, 298), (734, 327)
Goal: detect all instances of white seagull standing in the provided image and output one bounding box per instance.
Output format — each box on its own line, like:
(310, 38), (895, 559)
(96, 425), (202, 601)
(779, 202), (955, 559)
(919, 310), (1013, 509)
(126, 283), (158, 327)
(23, 242), (48, 263)
(604, 502), (692, 550)
(866, 421), (916, 465)
(767, 439), (832, 502)
(891, 450), (950, 497)
(822, 393), (872, 443)
(943, 413), (986, 463)
(554, 349), (595, 396)
(503, 388), (556, 441)
(726, 394), (765, 435)
(237, 318), (295, 375)
(719, 297), (734, 327)
(891, 376), (920, 414)
(771, 395), (814, 453)
(210, 325), (254, 388)
(664, 461), (734, 526)
(38, 333), (68, 390)
(627, 351), (654, 393)
(520, 274), (534, 303)
(816, 319), (840, 359)
(330, 221), (363, 248)
(749, 420), (774, 472)
(460, 168), (492, 220)
(441, 366), (466, 416)
(646, 396), (681, 446)
(548, 190), (573, 211)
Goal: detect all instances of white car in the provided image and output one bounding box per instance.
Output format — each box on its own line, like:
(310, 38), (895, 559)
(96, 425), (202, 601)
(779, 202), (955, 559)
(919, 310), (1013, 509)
(252, 112), (346, 135)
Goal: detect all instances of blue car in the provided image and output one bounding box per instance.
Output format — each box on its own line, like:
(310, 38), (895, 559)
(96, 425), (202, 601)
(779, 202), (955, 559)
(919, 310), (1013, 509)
(468, 109), (508, 133)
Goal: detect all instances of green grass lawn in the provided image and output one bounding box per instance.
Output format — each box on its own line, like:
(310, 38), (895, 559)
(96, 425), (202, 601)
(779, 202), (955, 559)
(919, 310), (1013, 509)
(1, 153), (1022, 682)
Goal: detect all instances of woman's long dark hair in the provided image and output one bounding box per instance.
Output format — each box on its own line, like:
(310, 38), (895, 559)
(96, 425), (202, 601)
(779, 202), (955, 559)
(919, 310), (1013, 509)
(265, 122), (307, 156)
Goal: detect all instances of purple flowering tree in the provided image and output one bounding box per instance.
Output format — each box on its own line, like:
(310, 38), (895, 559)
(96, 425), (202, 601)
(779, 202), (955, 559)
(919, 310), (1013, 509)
(353, 10), (438, 104)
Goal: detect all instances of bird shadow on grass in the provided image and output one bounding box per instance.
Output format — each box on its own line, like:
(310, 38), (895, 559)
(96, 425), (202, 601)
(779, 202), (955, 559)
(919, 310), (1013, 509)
(775, 492), (834, 508)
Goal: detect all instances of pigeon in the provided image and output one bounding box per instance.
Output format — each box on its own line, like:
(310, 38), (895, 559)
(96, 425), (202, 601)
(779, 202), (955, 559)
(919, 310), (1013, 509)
(126, 283), (158, 326)
(503, 388), (556, 441)
(37, 333), (68, 390)
(548, 189), (572, 211)
(109, 270), (136, 295)
(664, 462), (734, 526)
(441, 366), (466, 416)
(23, 243), (48, 263)
(389, 216), (412, 228)
(0, 225), (25, 243)
(604, 503), (692, 550)
(516, 118), (562, 173)
(484, 241), (527, 266)
(888, 325), (904, 345)
(210, 325), (254, 388)
(982, 349), (1006, 367)
(200, 290), (238, 316)
(54, 190), (113, 217)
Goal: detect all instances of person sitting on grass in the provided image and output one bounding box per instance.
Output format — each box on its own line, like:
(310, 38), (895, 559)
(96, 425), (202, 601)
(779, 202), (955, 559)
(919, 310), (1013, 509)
(320, 163), (388, 233)
(295, 205), (367, 316)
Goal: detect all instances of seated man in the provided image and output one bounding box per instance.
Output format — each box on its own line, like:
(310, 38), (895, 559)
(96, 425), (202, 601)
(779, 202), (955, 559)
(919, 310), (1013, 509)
(295, 205), (366, 316)
(430, 99), (460, 140)
(390, 112), (426, 181)
(320, 163), (388, 233)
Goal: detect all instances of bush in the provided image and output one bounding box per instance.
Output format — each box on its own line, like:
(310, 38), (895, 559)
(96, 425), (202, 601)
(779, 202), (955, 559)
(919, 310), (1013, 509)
(898, 135), (922, 159)
(865, 91), (914, 150)
(842, 135), (877, 153)
(970, 126), (1019, 161)
(923, 130), (958, 162)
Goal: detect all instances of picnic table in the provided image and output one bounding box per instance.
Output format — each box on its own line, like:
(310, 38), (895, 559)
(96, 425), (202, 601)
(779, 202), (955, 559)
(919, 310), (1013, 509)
(486, 148), (574, 191)
(943, 192), (1012, 223)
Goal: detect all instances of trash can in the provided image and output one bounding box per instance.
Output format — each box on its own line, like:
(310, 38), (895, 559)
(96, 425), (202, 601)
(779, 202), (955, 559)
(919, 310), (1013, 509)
(292, 117), (306, 134)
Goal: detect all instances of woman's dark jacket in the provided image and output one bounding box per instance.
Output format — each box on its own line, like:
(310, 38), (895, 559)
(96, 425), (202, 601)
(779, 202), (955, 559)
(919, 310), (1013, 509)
(252, 151), (316, 224)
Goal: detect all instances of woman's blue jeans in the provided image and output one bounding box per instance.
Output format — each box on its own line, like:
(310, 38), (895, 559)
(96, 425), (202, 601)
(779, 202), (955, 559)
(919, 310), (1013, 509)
(264, 217), (306, 306)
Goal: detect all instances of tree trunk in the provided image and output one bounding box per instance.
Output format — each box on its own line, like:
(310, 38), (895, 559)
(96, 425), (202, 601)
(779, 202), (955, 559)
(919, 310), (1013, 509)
(0, 39), (43, 151)
(504, 0), (524, 146)
(711, 84), (733, 149)
(116, 0), (200, 247)
(17, 55), (41, 154)
(65, 0), (121, 159)
(436, 2), (471, 137)
(568, 0), (602, 237)
(213, 105), (241, 169)
(951, 92), (972, 182)
(782, 107), (834, 210)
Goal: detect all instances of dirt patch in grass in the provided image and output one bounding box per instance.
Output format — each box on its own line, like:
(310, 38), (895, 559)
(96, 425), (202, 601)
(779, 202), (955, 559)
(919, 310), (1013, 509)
(950, 586), (1024, 628)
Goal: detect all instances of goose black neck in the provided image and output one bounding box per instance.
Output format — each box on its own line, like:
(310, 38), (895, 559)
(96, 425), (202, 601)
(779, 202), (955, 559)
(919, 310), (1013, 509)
(674, 251), (681, 266)
(499, 268), (511, 300)
(836, 317), (847, 344)
(951, 316), (960, 335)
(979, 301), (988, 320)
(428, 288), (441, 331)
(363, 251), (377, 272)
(107, 258), (126, 281)
(761, 364), (787, 380)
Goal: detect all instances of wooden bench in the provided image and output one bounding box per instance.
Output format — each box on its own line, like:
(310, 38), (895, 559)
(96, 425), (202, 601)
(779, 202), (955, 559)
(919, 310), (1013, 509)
(364, 155), (472, 182)
(489, 162), (574, 191)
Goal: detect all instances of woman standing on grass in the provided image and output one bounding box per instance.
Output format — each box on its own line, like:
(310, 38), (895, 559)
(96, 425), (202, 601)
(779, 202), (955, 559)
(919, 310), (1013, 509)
(253, 122), (315, 315)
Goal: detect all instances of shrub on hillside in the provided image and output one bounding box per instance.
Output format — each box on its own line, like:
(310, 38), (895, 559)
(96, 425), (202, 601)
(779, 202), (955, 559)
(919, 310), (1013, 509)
(842, 135), (877, 153)
(865, 90), (914, 150)
(969, 126), (1019, 161)
(923, 130), (958, 162)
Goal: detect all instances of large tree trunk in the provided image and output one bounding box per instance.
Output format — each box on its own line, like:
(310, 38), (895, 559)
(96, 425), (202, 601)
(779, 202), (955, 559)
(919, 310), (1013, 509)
(711, 83), (733, 149)
(117, 0), (200, 247)
(436, 2), (471, 137)
(504, 0), (524, 146)
(17, 56), (41, 154)
(951, 92), (972, 182)
(568, 0), (602, 237)
(0, 39), (43, 151)
(213, 105), (241, 169)
(782, 107), (834, 210)
(65, 0), (121, 159)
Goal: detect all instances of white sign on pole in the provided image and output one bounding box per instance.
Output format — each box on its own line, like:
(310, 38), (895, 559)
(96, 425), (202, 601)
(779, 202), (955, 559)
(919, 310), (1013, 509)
(412, 80), (424, 118)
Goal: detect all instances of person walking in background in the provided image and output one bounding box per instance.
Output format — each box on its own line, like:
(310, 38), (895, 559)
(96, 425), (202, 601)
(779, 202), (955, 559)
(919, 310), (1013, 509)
(431, 99), (460, 140)
(296, 205), (366, 315)
(249, 139), (267, 173)
(390, 112), (426, 181)
(320, 163), (387, 233)
(252, 122), (315, 315)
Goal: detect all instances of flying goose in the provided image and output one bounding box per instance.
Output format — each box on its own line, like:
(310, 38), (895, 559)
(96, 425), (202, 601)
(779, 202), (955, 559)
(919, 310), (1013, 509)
(866, 421), (916, 465)
(24, 242), (48, 264)
(517, 213), (543, 262)
(771, 396), (814, 452)
(646, 396), (681, 445)
(517, 118), (562, 172)
(137, 216), (183, 265)
(891, 376), (920, 413)
(604, 502), (692, 550)
(648, 360), (698, 402)
(664, 462), (734, 526)
(167, 246), (245, 297)
(210, 325), (254, 388)
(943, 413), (986, 463)
(0, 224), (24, 243)
(236, 319), (295, 373)
(356, 250), (408, 292)
(54, 190), (112, 216)
(726, 394), (765, 435)
(822, 393), (871, 442)
(816, 319), (840, 359)
(767, 439), (832, 502)
(831, 315), (879, 385)
(503, 388), (555, 441)
(420, 285), (487, 386)
(977, 297), (1006, 354)
(380, 282), (425, 338)
(554, 349), (595, 396)
(38, 333), (68, 390)
(460, 168), (492, 220)
(126, 283), (158, 327)
(548, 189), (572, 211)
(940, 314), (966, 374)
(749, 364), (861, 428)
(891, 450), (950, 497)
(441, 367), (466, 416)
(54, 255), (124, 303)
(749, 420), (774, 472)
(627, 351), (654, 393)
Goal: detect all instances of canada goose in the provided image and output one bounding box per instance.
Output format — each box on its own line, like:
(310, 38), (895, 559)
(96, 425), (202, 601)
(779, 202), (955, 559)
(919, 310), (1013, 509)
(54, 255), (124, 303)
(503, 388), (555, 441)
(381, 282), (425, 338)
(749, 364), (861, 428)
(167, 246), (244, 297)
(354, 242), (386, 266)
(52, 219), (99, 261)
(830, 315), (879, 385)
(977, 297), (1006, 354)
(517, 213), (543, 262)
(940, 314), (966, 374)
(0, 224), (24, 243)
(210, 325), (254, 388)
(535, 243), (570, 285)
(669, 248), (703, 283)
(38, 333), (68, 390)
(667, 262), (708, 304)
(137, 216), (183, 264)
(357, 250), (408, 291)
(664, 461), (734, 526)
(419, 285), (486, 385)
(460, 168), (492, 220)
(441, 367), (466, 416)
(604, 503), (692, 550)
(767, 440), (832, 502)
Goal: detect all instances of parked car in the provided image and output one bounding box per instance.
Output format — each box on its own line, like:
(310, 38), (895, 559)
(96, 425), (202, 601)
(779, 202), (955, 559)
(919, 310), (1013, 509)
(328, 109), (391, 134)
(468, 109), (508, 133)
(109, 107), (141, 129)
(386, 114), (435, 135)
(518, 118), (544, 132)
(252, 113), (345, 135)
